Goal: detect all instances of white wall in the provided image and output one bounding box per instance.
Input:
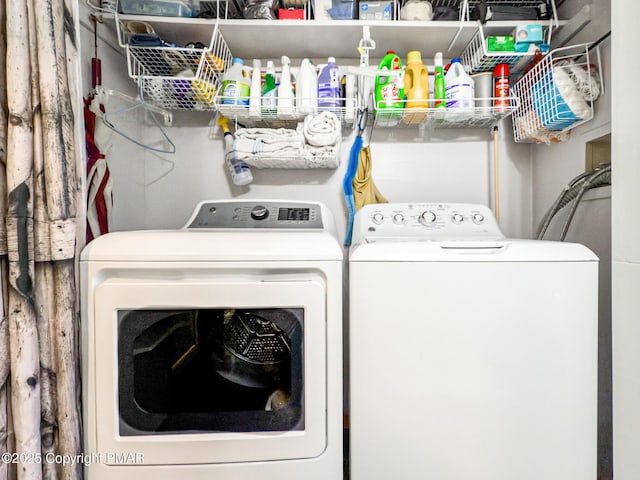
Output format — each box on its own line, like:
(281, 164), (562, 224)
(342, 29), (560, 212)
(611, 0), (640, 478)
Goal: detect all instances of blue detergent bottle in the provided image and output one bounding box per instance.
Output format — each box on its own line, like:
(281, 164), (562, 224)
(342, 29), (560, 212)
(317, 57), (341, 115)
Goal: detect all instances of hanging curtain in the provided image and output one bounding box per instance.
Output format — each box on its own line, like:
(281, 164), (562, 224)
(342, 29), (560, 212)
(0, 0), (83, 479)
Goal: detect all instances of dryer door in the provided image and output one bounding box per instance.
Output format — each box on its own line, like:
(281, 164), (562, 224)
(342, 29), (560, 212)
(89, 273), (327, 465)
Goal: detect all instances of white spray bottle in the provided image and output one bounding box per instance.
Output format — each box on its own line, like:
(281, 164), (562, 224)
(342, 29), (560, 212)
(296, 58), (318, 116)
(217, 115), (252, 186)
(249, 58), (262, 118)
(277, 55), (294, 119)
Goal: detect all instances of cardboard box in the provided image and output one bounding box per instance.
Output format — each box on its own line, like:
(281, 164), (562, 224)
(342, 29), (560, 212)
(513, 24), (544, 45)
(359, 0), (393, 20)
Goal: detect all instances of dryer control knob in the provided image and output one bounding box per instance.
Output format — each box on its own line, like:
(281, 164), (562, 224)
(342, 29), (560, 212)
(393, 213), (405, 224)
(452, 213), (464, 224)
(372, 213), (384, 225)
(472, 213), (485, 224)
(419, 211), (437, 225)
(250, 205), (269, 220)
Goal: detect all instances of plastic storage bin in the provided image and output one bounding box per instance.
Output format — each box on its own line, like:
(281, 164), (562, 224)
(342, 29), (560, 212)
(119, 0), (200, 17)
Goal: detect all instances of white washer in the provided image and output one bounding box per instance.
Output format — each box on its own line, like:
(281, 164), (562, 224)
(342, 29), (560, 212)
(81, 200), (343, 480)
(348, 202), (598, 480)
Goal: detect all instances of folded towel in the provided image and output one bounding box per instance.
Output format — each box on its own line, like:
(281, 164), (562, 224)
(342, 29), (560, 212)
(303, 111), (341, 147)
(234, 138), (305, 155)
(305, 144), (340, 168)
(235, 127), (304, 144)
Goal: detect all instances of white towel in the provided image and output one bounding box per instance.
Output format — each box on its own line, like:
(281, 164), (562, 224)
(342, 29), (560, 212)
(235, 127), (304, 144)
(303, 111), (341, 147)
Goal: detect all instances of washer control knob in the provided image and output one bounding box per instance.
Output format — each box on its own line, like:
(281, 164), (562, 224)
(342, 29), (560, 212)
(419, 211), (437, 225)
(372, 213), (384, 225)
(472, 213), (485, 225)
(250, 205), (269, 220)
(393, 213), (405, 224)
(452, 213), (464, 224)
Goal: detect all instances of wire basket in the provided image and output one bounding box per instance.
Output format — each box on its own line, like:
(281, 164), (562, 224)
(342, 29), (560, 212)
(511, 43), (596, 143)
(459, 23), (541, 75)
(115, 4), (233, 110)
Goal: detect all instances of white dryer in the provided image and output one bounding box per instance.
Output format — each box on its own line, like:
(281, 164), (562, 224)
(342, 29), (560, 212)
(348, 202), (598, 480)
(80, 200), (343, 480)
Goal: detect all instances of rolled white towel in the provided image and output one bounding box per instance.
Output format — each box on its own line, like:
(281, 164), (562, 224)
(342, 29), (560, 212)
(303, 111), (341, 147)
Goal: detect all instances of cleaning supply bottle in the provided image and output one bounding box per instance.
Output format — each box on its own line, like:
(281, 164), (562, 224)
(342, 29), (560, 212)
(217, 115), (252, 186)
(433, 52), (446, 109)
(296, 58), (318, 116)
(402, 50), (429, 123)
(249, 58), (262, 118)
(261, 60), (277, 118)
(318, 56), (341, 115)
(374, 50), (404, 119)
(493, 63), (510, 112)
(221, 57), (250, 106)
(445, 57), (474, 112)
(277, 55), (294, 118)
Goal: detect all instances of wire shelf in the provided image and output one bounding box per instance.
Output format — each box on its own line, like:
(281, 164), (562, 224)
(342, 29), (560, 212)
(372, 96), (519, 129)
(511, 43), (596, 143)
(114, 2), (233, 111)
(215, 99), (358, 129)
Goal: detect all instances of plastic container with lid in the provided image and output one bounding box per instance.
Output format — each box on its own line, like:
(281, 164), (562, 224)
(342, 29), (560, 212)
(318, 57), (342, 115)
(221, 57), (250, 106)
(374, 50), (404, 120)
(445, 57), (474, 111)
(119, 0), (199, 17)
(402, 50), (429, 124)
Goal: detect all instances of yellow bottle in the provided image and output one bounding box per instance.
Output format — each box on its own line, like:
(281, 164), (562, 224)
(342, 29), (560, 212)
(403, 50), (429, 124)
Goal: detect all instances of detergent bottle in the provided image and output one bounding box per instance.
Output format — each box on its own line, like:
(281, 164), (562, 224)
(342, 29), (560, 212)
(445, 57), (474, 111)
(402, 50), (429, 123)
(221, 57), (250, 106)
(318, 57), (341, 114)
(374, 50), (404, 120)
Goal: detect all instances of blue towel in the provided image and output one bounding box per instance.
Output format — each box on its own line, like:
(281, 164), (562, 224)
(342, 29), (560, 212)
(343, 133), (362, 246)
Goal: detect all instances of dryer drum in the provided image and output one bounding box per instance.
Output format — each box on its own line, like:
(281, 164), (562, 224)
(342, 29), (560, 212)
(215, 309), (297, 388)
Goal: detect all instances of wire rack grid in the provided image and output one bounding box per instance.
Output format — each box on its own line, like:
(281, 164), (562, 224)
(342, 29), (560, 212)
(511, 43), (596, 143)
(113, 2), (234, 111)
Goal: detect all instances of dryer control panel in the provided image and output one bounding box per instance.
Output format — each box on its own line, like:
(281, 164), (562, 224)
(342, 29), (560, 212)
(352, 203), (505, 242)
(184, 200), (325, 229)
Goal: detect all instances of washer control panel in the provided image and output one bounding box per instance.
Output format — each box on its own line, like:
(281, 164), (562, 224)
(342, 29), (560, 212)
(352, 203), (504, 242)
(185, 200), (324, 229)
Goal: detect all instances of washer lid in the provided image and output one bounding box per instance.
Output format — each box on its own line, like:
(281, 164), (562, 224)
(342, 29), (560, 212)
(349, 238), (598, 262)
(80, 229), (343, 262)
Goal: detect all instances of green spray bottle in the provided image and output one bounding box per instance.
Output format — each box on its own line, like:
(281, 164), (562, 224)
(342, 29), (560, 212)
(434, 52), (446, 109)
(261, 60), (277, 118)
